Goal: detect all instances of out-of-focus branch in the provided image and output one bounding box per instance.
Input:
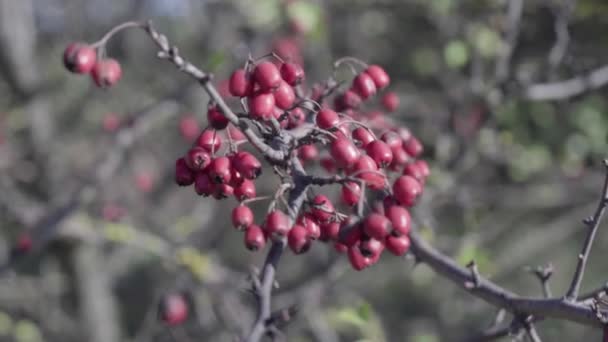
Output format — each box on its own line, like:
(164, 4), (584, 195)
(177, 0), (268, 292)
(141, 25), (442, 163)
(523, 65), (608, 100)
(495, 0), (524, 82)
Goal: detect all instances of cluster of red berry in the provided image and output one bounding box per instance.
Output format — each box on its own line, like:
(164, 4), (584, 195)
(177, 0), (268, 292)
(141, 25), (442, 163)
(63, 43), (122, 87)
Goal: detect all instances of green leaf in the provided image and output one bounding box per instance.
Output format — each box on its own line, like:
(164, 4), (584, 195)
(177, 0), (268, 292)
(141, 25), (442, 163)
(444, 40), (469, 68)
(287, 1), (322, 35)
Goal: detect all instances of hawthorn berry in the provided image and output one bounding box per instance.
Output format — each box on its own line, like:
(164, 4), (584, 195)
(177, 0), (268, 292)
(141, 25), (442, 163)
(365, 140), (393, 168)
(320, 156), (337, 173)
(352, 127), (375, 148)
(380, 131), (403, 150)
(245, 224), (266, 251)
(197, 129), (222, 153)
(381, 92), (399, 112)
(334, 241), (348, 253)
(415, 160), (430, 178)
(179, 115), (200, 142)
(287, 108), (305, 129)
(274, 81), (296, 110)
(248, 91), (275, 121)
(392, 175), (422, 207)
(207, 106), (229, 130)
(298, 214), (321, 240)
(229, 69), (250, 97)
(330, 137), (360, 169)
(385, 234), (410, 256)
(403, 162), (424, 183)
(280, 62), (304, 86)
(352, 73), (376, 99)
(348, 246), (371, 271)
(339, 90), (362, 110)
(403, 136), (423, 158)
(208, 156), (232, 184)
(232, 151), (262, 179)
(63, 43), (97, 74)
(230, 168), (244, 186)
(175, 158), (195, 186)
(349, 155), (386, 190)
(212, 183), (234, 199)
(311, 194), (335, 222)
(228, 124), (246, 142)
(315, 108), (340, 130)
(298, 144), (319, 163)
(264, 210), (290, 239)
(360, 238), (385, 259)
(320, 221), (341, 241)
(254, 62), (281, 91)
(185, 147), (211, 171)
(232, 205), (254, 230)
(91, 59), (122, 88)
(340, 223), (363, 248)
(159, 293), (188, 326)
(288, 224), (311, 254)
(384, 205), (411, 236)
(234, 179), (256, 201)
(194, 173), (215, 196)
(341, 181), (362, 207)
(363, 213), (391, 240)
(365, 65), (390, 89)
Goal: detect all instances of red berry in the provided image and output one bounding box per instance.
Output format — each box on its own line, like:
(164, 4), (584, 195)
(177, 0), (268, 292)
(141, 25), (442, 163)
(234, 179), (256, 201)
(298, 144), (319, 163)
(365, 140), (393, 168)
(315, 108), (339, 130)
(160, 293), (188, 326)
(340, 224), (363, 248)
(349, 155), (386, 190)
(310, 194), (335, 222)
(320, 156), (337, 173)
(197, 129), (222, 153)
(91, 59), (122, 88)
(348, 246), (371, 271)
(330, 138), (360, 169)
(352, 127), (375, 148)
(254, 62), (281, 91)
(403, 136), (423, 158)
(352, 73), (377, 99)
(175, 158), (195, 186)
(288, 224), (311, 254)
(334, 241), (348, 253)
(365, 65), (390, 89)
(232, 151), (262, 179)
(380, 131), (403, 150)
(403, 162), (424, 183)
(248, 91), (275, 120)
(212, 183), (234, 199)
(245, 224), (266, 251)
(340, 90), (362, 109)
(287, 108), (306, 129)
(207, 106), (229, 130)
(320, 221), (341, 241)
(194, 172), (215, 196)
(274, 81), (296, 110)
(185, 147), (212, 171)
(386, 234), (410, 256)
(63, 43), (97, 74)
(390, 146), (410, 169)
(232, 205), (254, 230)
(360, 238), (385, 259)
(280, 62), (304, 86)
(363, 213), (391, 240)
(228, 124), (246, 142)
(229, 69), (250, 97)
(208, 156), (231, 184)
(341, 181), (362, 206)
(135, 172), (154, 193)
(264, 210), (290, 239)
(415, 160), (430, 178)
(392, 175), (422, 207)
(179, 115), (200, 142)
(298, 214), (321, 240)
(384, 205), (411, 236)
(381, 92), (399, 112)
(230, 168), (244, 186)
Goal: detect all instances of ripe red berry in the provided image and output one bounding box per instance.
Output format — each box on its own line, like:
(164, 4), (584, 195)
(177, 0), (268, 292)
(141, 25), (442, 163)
(386, 234), (410, 256)
(384, 205), (411, 236)
(360, 238), (385, 259)
(349, 155), (386, 190)
(194, 172), (215, 196)
(320, 156), (337, 173)
(91, 59), (122, 88)
(298, 214), (321, 240)
(348, 246), (371, 271)
(248, 91), (275, 121)
(185, 147), (212, 171)
(287, 108), (306, 129)
(340, 90), (362, 109)
(264, 210), (290, 239)
(330, 137), (360, 169)
(390, 146), (410, 169)
(352, 127), (375, 148)
(298, 144), (319, 163)
(228, 124), (246, 142)
(320, 221), (341, 241)
(232, 205), (254, 230)
(311, 194), (335, 222)
(274, 81), (296, 110)
(392, 175), (422, 207)
(254, 62), (281, 91)
(232, 151), (262, 179)
(415, 160), (430, 178)
(229, 69), (250, 97)
(363, 213), (391, 240)
(63, 43), (97, 74)
(175, 158), (195, 186)
(334, 241), (348, 253)
(179, 115), (200, 142)
(340, 223), (363, 248)
(234, 179), (256, 201)
(207, 106), (229, 130)
(159, 293), (188, 326)
(403, 162), (424, 183)
(315, 108), (340, 130)
(381, 92), (399, 112)
(403, 136), (423, 158)
(212, 183), (234, 199)
(196, 129), (222, 153)
(245, 224), (266, 251)
(288, 224), (311, 254)
(352, 73), (376, 99)
(380, 131), (403, 150)
(365, 65), (390, 89)
(280, 62), (304, 86)
(208, 156), (232, 184)
(365, 140), (393, 168)
(341, 181), (362, 206)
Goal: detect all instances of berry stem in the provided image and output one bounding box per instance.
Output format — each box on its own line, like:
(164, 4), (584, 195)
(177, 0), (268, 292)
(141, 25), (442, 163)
(91, 21), (146, 49)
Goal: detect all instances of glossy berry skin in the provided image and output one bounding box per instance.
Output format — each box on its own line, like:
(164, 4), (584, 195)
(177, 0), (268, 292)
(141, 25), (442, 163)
(380, 131), (403, 150)
(349, 155), (385, 190)
(341, 181), (361, 206)
(363, 213), (391, 240)
(330, 138), (361, 169)
(208, 157), (232, 184)
(390, 146), (410, 169)
(298, 144), (318, 163)
(185, 147), (211, 171)
(175, 158), (195, 186)
(280, 62), (304, 86)
(315, 108), (339, 130)
(360, 238), (385, 259)
(197, 130), (222, 153)
(403, 136), (423, 158)
(229, 69), (250, 97)
(340, 224), (363, 248)
(415, 160), (430, 178)
(230, 168), (244, 187)
(386, 234), (410, 256)
(348, 246), (371, 271)
(232, 151), (262, 179)
(320, 221), (341, 241)
(340, 90), (362, 109)
(352, 73), (377, 99)
(288, 224), (311, 254)
(274, 81), (296, 110)
(179, 115), (199, 142)
(248, 91), (275, 121)
(207, 106), (229, 130)
(159, 293), (188, 326)
(234, 179), (256, 201)
(63, 43), (97, 74)
(365, 140), (393, 168)
(392, 175), (422, 207)
(381, 92), (399, 112)
(352, 127), (375, 148)
(245, 224), (266, 251)
(384, 205), (411, 236)
(232, 205), (254, 230)
(254, 62), (281, 91)
(194, 173), (215, 196)
(311, 194), (335, 222)
(264, 210), (290, 239)
(212, 183), (234, 199)
(403, 162), (424, 183)
(298, 214), (321, 240)
(365, 65), (390, 89)
(91, 59), (122, 88)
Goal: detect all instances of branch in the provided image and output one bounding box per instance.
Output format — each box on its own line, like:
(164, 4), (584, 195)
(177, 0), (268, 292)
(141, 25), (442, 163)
(495, 0), (524, 82)
(523, 65), (608, 101)
(565, 160), (608, 300)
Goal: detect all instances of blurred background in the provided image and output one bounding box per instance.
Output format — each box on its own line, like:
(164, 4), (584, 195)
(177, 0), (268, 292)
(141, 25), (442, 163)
(1, 0), (608, 341)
